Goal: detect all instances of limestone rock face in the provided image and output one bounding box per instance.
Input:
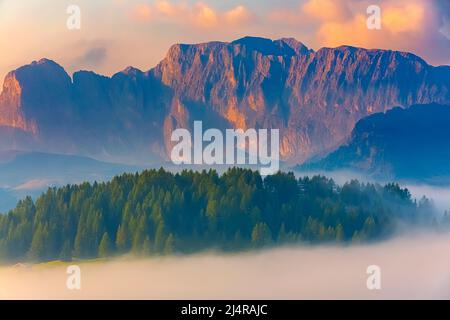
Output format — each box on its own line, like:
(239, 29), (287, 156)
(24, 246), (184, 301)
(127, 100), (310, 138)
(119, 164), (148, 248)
(1, 37), (449, 165)
(152, 37), (450, 163)
(1, 59), (73, 129)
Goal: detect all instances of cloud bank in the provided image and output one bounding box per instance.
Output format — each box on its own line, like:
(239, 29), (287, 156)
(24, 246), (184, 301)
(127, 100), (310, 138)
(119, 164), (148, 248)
(270, 0), (450, 66)
(131, 1), (253, 28)
(1, 231), (450, 299)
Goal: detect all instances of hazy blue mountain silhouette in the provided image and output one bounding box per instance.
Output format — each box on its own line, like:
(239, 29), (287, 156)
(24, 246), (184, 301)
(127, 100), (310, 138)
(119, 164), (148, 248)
(300, 103), (450, 183)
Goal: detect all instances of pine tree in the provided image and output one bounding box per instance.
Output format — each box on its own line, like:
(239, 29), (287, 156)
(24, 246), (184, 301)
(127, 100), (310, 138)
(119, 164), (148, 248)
(98, 232), (112, 258)
(154, 221), (166, 253)
(59, 240), (73, 261)
(251, 223), (272, 248)
(164, 233), (175, 255)
(132, 215), (147, 253)
(278, 223), (287, 243)
(74, 212), (88, 258)
(336, 224), (344, 242)
(115, 224), (128, 253)
(28, 224), (49, 260)
(142, 236), (152, 256)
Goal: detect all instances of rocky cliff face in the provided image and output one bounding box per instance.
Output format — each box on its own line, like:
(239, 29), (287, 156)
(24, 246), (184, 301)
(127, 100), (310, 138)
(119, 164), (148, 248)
(152, 37), (450, 162)
(1, 37), (449, 164)
(0, 60), (168, 163)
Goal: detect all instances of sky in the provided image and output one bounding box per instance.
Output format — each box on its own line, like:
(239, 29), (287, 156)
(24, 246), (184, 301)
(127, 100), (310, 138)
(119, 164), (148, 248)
(0, 0), (449, 83)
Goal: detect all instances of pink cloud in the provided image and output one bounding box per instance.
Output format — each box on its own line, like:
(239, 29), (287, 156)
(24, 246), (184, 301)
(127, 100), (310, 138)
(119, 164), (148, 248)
(224, 5), (253, 26)
(302, 0), (352, 22)
(130, 1), (253, 29)
(269, 0), (450, 66)
(132, 4), (153, 22)
(192, 2), (219, 28)
(155, 0), (186, 18)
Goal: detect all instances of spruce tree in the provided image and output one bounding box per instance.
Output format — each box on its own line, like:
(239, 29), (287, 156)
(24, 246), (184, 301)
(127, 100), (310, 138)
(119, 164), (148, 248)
(98, 232), (112, 258)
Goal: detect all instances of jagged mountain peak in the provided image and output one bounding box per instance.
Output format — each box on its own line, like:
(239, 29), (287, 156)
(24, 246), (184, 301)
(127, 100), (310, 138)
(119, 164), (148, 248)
(31, 58), (60, 66)
(163, 36), (312, 61)
(72, 70), (111, 83)
(0, 58), (68, 92)
(120, 66), (143, 76)
(232, 36), (290, 54)
(276, 37), (312, 55)
(14, 58), (69, 79)
(0, 57), (72, 135)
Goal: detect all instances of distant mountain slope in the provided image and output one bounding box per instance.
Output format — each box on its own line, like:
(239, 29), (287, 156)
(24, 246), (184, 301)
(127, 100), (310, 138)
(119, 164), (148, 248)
(0, 151), (140, 213)
(300, 103), (450, 183)
(1, 37), (449, 164)
(0, 150), (140, 187)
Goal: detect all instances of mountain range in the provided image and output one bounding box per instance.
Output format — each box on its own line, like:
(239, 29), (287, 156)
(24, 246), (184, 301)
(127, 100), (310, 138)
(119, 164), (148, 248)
(1, 36), (449, 166)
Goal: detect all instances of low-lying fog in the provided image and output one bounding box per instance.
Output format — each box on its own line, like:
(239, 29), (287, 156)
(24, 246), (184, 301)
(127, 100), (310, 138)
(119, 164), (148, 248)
(1, 231), (450, 299)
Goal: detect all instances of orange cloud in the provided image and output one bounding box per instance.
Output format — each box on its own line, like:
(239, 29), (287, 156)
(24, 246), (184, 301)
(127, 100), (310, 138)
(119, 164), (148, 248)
(130, 1), (252, 29)
(155, 0), (185, 18)
(383, 3), (425, 33)
(317, 14), (374, 48)
(133, 4), (153, 22)
(309, 0), (450, 66)
(268, 4), (312, 27)
(315, 0), (429, 47)
(302, 0), (351, 22)
(224, 5), (252, 26)
(192, 2), (218, 28)
(267, 0), (450, 65)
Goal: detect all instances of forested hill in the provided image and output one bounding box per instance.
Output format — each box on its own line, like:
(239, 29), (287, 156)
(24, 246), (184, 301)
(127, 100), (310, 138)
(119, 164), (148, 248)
(0, 168), (436, 263)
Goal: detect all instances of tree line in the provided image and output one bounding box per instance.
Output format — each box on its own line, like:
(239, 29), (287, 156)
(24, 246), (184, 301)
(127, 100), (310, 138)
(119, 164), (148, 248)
(0, 168), (437, 262)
